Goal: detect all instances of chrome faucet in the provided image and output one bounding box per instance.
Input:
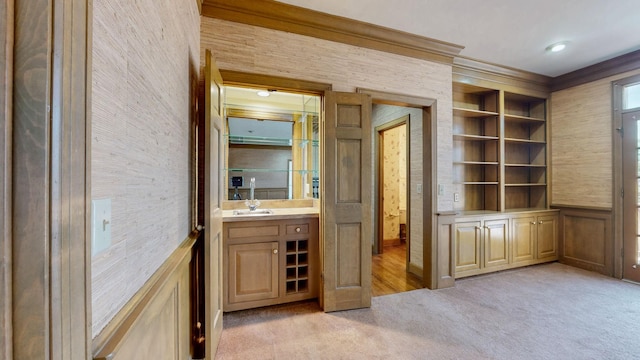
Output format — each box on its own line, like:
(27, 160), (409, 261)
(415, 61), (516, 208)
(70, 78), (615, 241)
(245, 177), (260, 211)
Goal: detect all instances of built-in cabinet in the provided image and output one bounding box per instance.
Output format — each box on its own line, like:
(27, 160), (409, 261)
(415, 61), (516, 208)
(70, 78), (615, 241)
(223, 217), (319, 311)
(452, 81), (555, 279)
(454, 210), (558, 278)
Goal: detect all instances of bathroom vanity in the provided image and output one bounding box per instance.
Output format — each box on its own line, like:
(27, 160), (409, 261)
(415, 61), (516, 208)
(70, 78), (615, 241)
(222, 203), (319, 312)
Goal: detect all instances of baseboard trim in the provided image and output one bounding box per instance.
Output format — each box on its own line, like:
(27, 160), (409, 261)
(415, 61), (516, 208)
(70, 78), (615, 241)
(408, 262), (423, 278)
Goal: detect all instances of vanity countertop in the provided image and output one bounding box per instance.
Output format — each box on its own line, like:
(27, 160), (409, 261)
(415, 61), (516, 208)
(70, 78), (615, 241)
(222, 207), (319, 222)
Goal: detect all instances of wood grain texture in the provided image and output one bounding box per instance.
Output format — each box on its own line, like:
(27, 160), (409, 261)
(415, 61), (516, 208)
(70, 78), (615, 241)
(200, 17), (454, 213)
(1, 0), (12, 357)
(371, 243), (422, 297)
(92, 234), (196, 360)
(552, 49), (640, 92)
(557, 207), (613, 276)
(91, 0), (201, 338)
(550, 68), (640, 208)
(0, 1), (13, 359)
(12, 0), (51, 357)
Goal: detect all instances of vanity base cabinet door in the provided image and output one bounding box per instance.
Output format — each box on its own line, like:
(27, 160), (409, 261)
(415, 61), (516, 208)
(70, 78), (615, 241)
(454, 221), (482, 275)
(536, 214), (558, 259)
(484, 219), (509, 268)
(228, 242), (279, 304)
(512, 216), (536, 264)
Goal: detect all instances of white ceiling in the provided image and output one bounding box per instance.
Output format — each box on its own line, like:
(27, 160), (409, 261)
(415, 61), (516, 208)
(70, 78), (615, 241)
(275, 0), (640, 77)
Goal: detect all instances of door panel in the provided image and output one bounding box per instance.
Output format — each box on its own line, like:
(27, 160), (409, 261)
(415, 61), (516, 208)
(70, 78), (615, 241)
(204, 50), (224, 358)
(484, 219), (509, 268)
(455, 221), (481, 272)
(623, 110), (640, 282)
(512, 217), (535, 263)
(228, 242), (279, 303)
(322, 91), (372, 312)
(536, 215), (558, 259)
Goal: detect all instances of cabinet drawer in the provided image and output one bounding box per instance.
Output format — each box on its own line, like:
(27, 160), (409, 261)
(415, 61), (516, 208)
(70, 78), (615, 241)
(228, 224), (280, 239)
(286, 224), (309, 235)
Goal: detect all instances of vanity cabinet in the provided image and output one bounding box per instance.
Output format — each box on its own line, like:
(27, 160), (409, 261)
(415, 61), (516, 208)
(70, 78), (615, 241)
(511, 213), (558, 264)
(454, 216), (509, 277)
(454, 210), (558, 278)
(223, 216), (319, 311)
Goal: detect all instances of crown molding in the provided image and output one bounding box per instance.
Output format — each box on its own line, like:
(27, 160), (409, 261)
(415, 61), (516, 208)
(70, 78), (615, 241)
(551, 49), (640, 92)
(453, 56), (551, 97)
(201, 0), (464, 65)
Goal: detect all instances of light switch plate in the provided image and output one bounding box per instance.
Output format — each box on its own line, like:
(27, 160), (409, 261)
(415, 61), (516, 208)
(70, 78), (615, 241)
(92, 198), (112, 256)
(417, 183), (423, 194)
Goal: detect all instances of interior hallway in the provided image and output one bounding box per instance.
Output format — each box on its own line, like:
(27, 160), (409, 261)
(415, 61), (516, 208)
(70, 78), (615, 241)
(371, 243), (422, 297)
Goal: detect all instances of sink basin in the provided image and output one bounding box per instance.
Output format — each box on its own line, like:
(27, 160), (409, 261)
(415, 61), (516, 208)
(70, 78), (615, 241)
(233, 209), (274, 216)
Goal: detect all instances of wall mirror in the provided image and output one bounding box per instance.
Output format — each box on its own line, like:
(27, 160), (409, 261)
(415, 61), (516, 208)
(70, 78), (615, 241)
(224, 86), (320, 201)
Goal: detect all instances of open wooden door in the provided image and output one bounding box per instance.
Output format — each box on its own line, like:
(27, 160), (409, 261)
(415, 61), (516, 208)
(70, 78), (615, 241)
(204, 50), (224, 358)
(322, 91), (373, 311)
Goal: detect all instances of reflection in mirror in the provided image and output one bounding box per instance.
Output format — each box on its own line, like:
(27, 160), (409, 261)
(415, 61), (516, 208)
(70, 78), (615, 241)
(224, 86), (320, 201)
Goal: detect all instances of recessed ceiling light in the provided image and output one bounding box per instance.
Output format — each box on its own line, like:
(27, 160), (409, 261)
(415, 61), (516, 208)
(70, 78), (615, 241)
(257, 90), (270, 97)
(546, 41), (568, 53)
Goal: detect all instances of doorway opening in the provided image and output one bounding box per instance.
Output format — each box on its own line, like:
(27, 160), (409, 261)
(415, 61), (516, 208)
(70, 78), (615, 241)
(617, 78), (640, 283)
(371, 104), (424, 296)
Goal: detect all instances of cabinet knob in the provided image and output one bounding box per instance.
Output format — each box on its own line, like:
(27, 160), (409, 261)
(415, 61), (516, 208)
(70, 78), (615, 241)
(539, 220), (544, 224)
(531, 222), (537, 225)
(295, 227), (301, 233)
(273, 249), (278, 254)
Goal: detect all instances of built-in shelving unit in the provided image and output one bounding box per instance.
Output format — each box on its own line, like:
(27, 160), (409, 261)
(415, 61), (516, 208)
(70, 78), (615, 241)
(453, 84), (500, 211)
(453, 83), (548, 212)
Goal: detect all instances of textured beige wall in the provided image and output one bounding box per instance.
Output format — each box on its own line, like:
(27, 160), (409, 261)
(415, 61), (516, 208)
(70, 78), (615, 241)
(201, 18), (454, 213)
(91, 0), (200, 338)
(551, 68), (640, 208)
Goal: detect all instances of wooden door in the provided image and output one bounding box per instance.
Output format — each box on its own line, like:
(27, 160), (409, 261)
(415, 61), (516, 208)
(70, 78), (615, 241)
(228, 242), (279, 304)
(512, 216), (535, 263)
(204, 50), (224, 358)
(322, 91), (372, 312)
(454, 221), (482, 273)
(622, 110), (640, 282)
(484, 219), (509, 268)
(536, 214), (558, 259)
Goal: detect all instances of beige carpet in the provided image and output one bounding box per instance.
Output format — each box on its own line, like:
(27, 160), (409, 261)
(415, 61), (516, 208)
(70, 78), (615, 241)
(215, 263), (640, 359)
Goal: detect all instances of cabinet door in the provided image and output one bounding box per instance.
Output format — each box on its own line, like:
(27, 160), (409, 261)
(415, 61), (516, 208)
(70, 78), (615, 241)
(455, 221), (482, 273)
(536, 214), (558, 259)
(228, 242), (279, 304)
(484, 219), (509, 268)
(512, 216), (535, 263)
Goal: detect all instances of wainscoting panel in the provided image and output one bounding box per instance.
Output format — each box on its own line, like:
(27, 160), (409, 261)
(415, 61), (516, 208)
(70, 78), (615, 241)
(436, 213), (456, 289)
(557, 206), (613, 276)
(92, 235), (196, 360)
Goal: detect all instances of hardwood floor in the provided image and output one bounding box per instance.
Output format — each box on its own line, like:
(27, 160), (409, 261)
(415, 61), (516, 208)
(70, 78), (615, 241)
(372, 243), (423, 297)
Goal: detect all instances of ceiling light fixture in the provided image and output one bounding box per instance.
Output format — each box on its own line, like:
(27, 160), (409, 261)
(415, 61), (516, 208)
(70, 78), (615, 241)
(546, 41), (568, 53)
(257, 90), (270, 97)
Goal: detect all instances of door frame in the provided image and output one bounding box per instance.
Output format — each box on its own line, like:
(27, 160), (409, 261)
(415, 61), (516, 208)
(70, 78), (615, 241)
(613, 74), (640, 279)
(358, 89), (438, 289)
(375, 116), (409, 256)
(9, 0), (91, 357)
